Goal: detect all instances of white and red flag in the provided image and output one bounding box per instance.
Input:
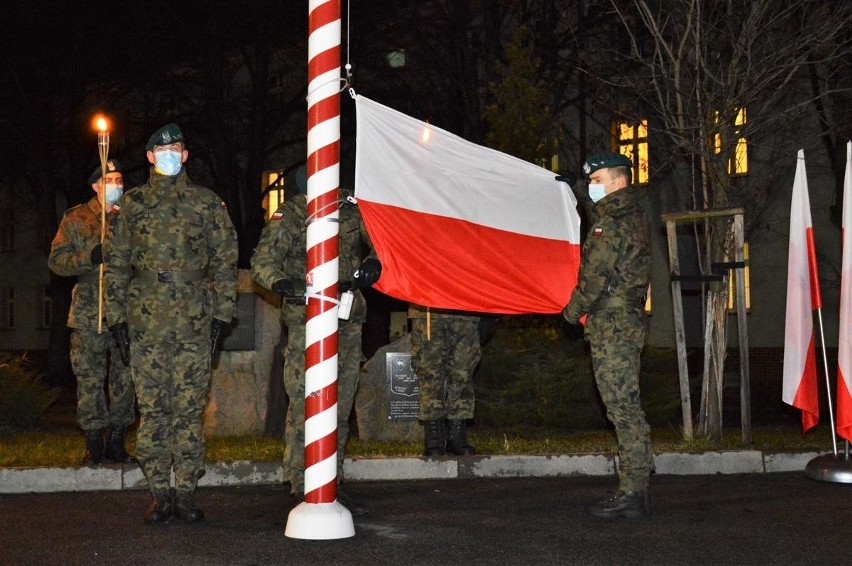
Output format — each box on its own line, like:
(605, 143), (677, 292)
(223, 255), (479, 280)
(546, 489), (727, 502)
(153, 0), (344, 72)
(782, 149), (821, 432)
(353, 95), (580, 314)
(837, 141), (852, 443)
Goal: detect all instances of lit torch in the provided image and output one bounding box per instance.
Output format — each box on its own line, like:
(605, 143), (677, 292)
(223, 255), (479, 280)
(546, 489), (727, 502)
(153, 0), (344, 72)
(92, 114), (110, 333)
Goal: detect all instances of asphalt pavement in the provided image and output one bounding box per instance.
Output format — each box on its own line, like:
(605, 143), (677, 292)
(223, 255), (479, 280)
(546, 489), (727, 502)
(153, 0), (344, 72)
(1, 472), (850, 565)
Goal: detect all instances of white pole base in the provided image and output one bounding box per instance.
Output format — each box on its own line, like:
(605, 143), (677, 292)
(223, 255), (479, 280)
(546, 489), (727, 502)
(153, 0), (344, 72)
(284, 500), (355, 539)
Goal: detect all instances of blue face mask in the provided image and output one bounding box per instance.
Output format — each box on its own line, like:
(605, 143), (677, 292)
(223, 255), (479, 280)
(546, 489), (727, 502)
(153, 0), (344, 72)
(104, 183), (123, 204)
(588, 183), (607, 203)
(154, 150), (183, 176)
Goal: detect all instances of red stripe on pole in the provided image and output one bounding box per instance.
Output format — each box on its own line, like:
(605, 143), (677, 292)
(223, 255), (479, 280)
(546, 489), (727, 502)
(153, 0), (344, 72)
(309, 1), (339, 28)
(308, 47), (342, 83)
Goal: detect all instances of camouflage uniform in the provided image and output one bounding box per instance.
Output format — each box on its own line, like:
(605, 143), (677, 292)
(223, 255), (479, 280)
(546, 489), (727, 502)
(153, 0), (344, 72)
(105, 168), (237, 494)
(409, 305), (480, 421)
(562, 184), (652, 492)
(48, 198), (135, 433)
(250, 190), (375, 496)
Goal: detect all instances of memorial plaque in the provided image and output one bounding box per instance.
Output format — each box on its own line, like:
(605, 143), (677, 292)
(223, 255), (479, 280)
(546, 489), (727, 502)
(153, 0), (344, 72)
(386, 352), (419, 422)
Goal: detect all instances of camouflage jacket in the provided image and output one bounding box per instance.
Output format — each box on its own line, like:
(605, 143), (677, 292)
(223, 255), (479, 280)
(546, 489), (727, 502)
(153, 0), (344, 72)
(104, 168), (238, 343)
(250, 190), (376, 326)
(48, 197), (119, 330)
(562, 185), (650, 323)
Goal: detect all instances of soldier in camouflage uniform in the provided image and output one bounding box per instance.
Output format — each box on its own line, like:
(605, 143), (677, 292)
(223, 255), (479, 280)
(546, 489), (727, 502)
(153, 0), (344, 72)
(105, 124), (238, 524)
(409, 305), (480, 457)
(48, 159), (136, 466)
(250, 165), (380, 511)
(562, 152), (653, 519)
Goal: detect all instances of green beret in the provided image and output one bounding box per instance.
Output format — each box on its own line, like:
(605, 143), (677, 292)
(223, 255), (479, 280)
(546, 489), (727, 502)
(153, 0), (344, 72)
(145, 123), (185, 151)
(88, 159), (123, 185)
(582, 152), (632, 179)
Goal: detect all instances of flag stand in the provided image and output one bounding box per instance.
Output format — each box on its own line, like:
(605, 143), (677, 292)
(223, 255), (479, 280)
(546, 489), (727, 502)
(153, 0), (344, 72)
(805, 444), (852, 483)
(804, 310), (851, 483)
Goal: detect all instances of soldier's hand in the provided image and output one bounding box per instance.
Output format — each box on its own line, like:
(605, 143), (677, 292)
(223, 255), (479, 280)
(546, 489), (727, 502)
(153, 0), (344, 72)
(562, 320), (585, 340)
(210, 319), (226, 360)
(271, 278), (306, 304)
(90, 244), (103, 266)
(354, 258), (382, 288)
(555, 173), (576, 186)
(109, 322), (130, 366)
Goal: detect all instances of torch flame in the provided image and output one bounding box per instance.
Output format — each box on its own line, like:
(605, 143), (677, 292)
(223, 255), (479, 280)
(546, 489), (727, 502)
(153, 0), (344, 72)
(92, 115), (110, 133)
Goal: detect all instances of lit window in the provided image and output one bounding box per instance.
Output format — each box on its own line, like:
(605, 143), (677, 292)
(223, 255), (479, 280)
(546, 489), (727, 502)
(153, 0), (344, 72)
(262, 171), (286, 221)
(727, 242), (751, 312)
(713, 108), (748, 176)
(615, 120), (649, 184)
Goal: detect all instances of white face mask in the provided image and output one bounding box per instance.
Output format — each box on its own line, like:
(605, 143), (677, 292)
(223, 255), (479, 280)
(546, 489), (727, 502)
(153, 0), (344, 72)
(104, 183), (123, 204)
(588, 183), (607, 203)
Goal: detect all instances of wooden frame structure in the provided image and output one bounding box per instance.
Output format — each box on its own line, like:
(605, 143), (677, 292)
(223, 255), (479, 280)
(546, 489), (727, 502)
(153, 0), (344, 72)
(661, 207), (751, 443)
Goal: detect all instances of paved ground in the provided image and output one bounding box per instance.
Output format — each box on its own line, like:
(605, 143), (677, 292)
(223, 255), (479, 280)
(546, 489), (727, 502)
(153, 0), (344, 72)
(1, 472), (850, 565)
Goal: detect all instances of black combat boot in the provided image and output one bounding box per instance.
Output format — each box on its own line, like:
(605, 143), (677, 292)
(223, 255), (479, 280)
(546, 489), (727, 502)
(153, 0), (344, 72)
(445, 419), (475, 456)
(103, 426), (137, 464)
(82, 430), (104, 465)
(174, 489), (205, 522)
(586, 490), (651, 518)
(423, 420), (446, 457)
(144, 489), (174, 524)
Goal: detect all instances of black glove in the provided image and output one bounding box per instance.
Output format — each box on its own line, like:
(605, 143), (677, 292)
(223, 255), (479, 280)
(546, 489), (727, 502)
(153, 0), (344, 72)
(354, 258), (382, 288)
(211, 319), (226, 360)
(90, 244), (103, 266)
(109, 322), (130, 366)
(555, 173), (576, 186)
(271, 278), (307, 304)
(562, 320), (585, 340)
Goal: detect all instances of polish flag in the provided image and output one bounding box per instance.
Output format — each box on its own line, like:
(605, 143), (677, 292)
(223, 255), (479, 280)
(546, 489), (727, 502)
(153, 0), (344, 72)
(353, 95), (581, 314)
(782, 149), (821, 432)
(837, 141), (852, 443)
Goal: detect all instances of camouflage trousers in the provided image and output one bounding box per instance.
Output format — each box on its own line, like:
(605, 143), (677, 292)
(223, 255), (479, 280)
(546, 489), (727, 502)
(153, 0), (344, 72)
(70, 328), (135, 431)
(410, 316), (480, 421)
(586, 307), (653, 492)
(131, 341), (210, 493)
(282, 321), (363, 496)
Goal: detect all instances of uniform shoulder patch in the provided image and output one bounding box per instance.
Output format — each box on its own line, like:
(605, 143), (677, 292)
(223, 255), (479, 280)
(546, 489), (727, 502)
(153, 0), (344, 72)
(593, 227), (603, 237)
(271, 211), (283, 220)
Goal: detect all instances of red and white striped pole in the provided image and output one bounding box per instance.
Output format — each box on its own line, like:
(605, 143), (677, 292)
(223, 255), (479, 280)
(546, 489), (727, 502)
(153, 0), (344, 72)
(285, 0), (354, 539)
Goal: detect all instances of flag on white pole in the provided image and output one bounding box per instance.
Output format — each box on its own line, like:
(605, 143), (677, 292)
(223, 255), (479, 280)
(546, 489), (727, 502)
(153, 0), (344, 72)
(837, 140), (852, 443)
(782, 149), (821, 432)
(353, 95), (581, 314)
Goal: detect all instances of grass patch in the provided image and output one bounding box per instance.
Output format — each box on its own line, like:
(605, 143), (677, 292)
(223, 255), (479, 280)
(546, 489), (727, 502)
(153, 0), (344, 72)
(0, 425), (835, 467)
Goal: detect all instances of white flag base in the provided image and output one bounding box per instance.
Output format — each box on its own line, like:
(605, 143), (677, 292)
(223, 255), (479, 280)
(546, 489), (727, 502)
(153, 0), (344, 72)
(284, 500), (355, 539)
(804, 452), (852, 484)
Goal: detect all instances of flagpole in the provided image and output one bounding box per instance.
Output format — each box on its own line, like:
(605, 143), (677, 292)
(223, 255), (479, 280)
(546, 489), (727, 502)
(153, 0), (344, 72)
(814, 308), (838, 456)
(285, 0), (354, 539)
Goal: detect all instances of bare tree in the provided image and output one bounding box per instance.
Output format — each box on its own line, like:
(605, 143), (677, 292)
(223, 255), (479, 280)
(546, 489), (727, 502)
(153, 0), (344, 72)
(592, 0), (852, 440)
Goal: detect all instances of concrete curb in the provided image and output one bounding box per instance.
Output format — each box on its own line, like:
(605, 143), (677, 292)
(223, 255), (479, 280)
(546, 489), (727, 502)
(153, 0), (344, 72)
(0, 450), (822, 494)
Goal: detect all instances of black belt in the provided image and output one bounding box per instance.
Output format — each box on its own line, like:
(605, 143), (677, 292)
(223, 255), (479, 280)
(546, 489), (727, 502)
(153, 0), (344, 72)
(134, 269), (206, 283)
